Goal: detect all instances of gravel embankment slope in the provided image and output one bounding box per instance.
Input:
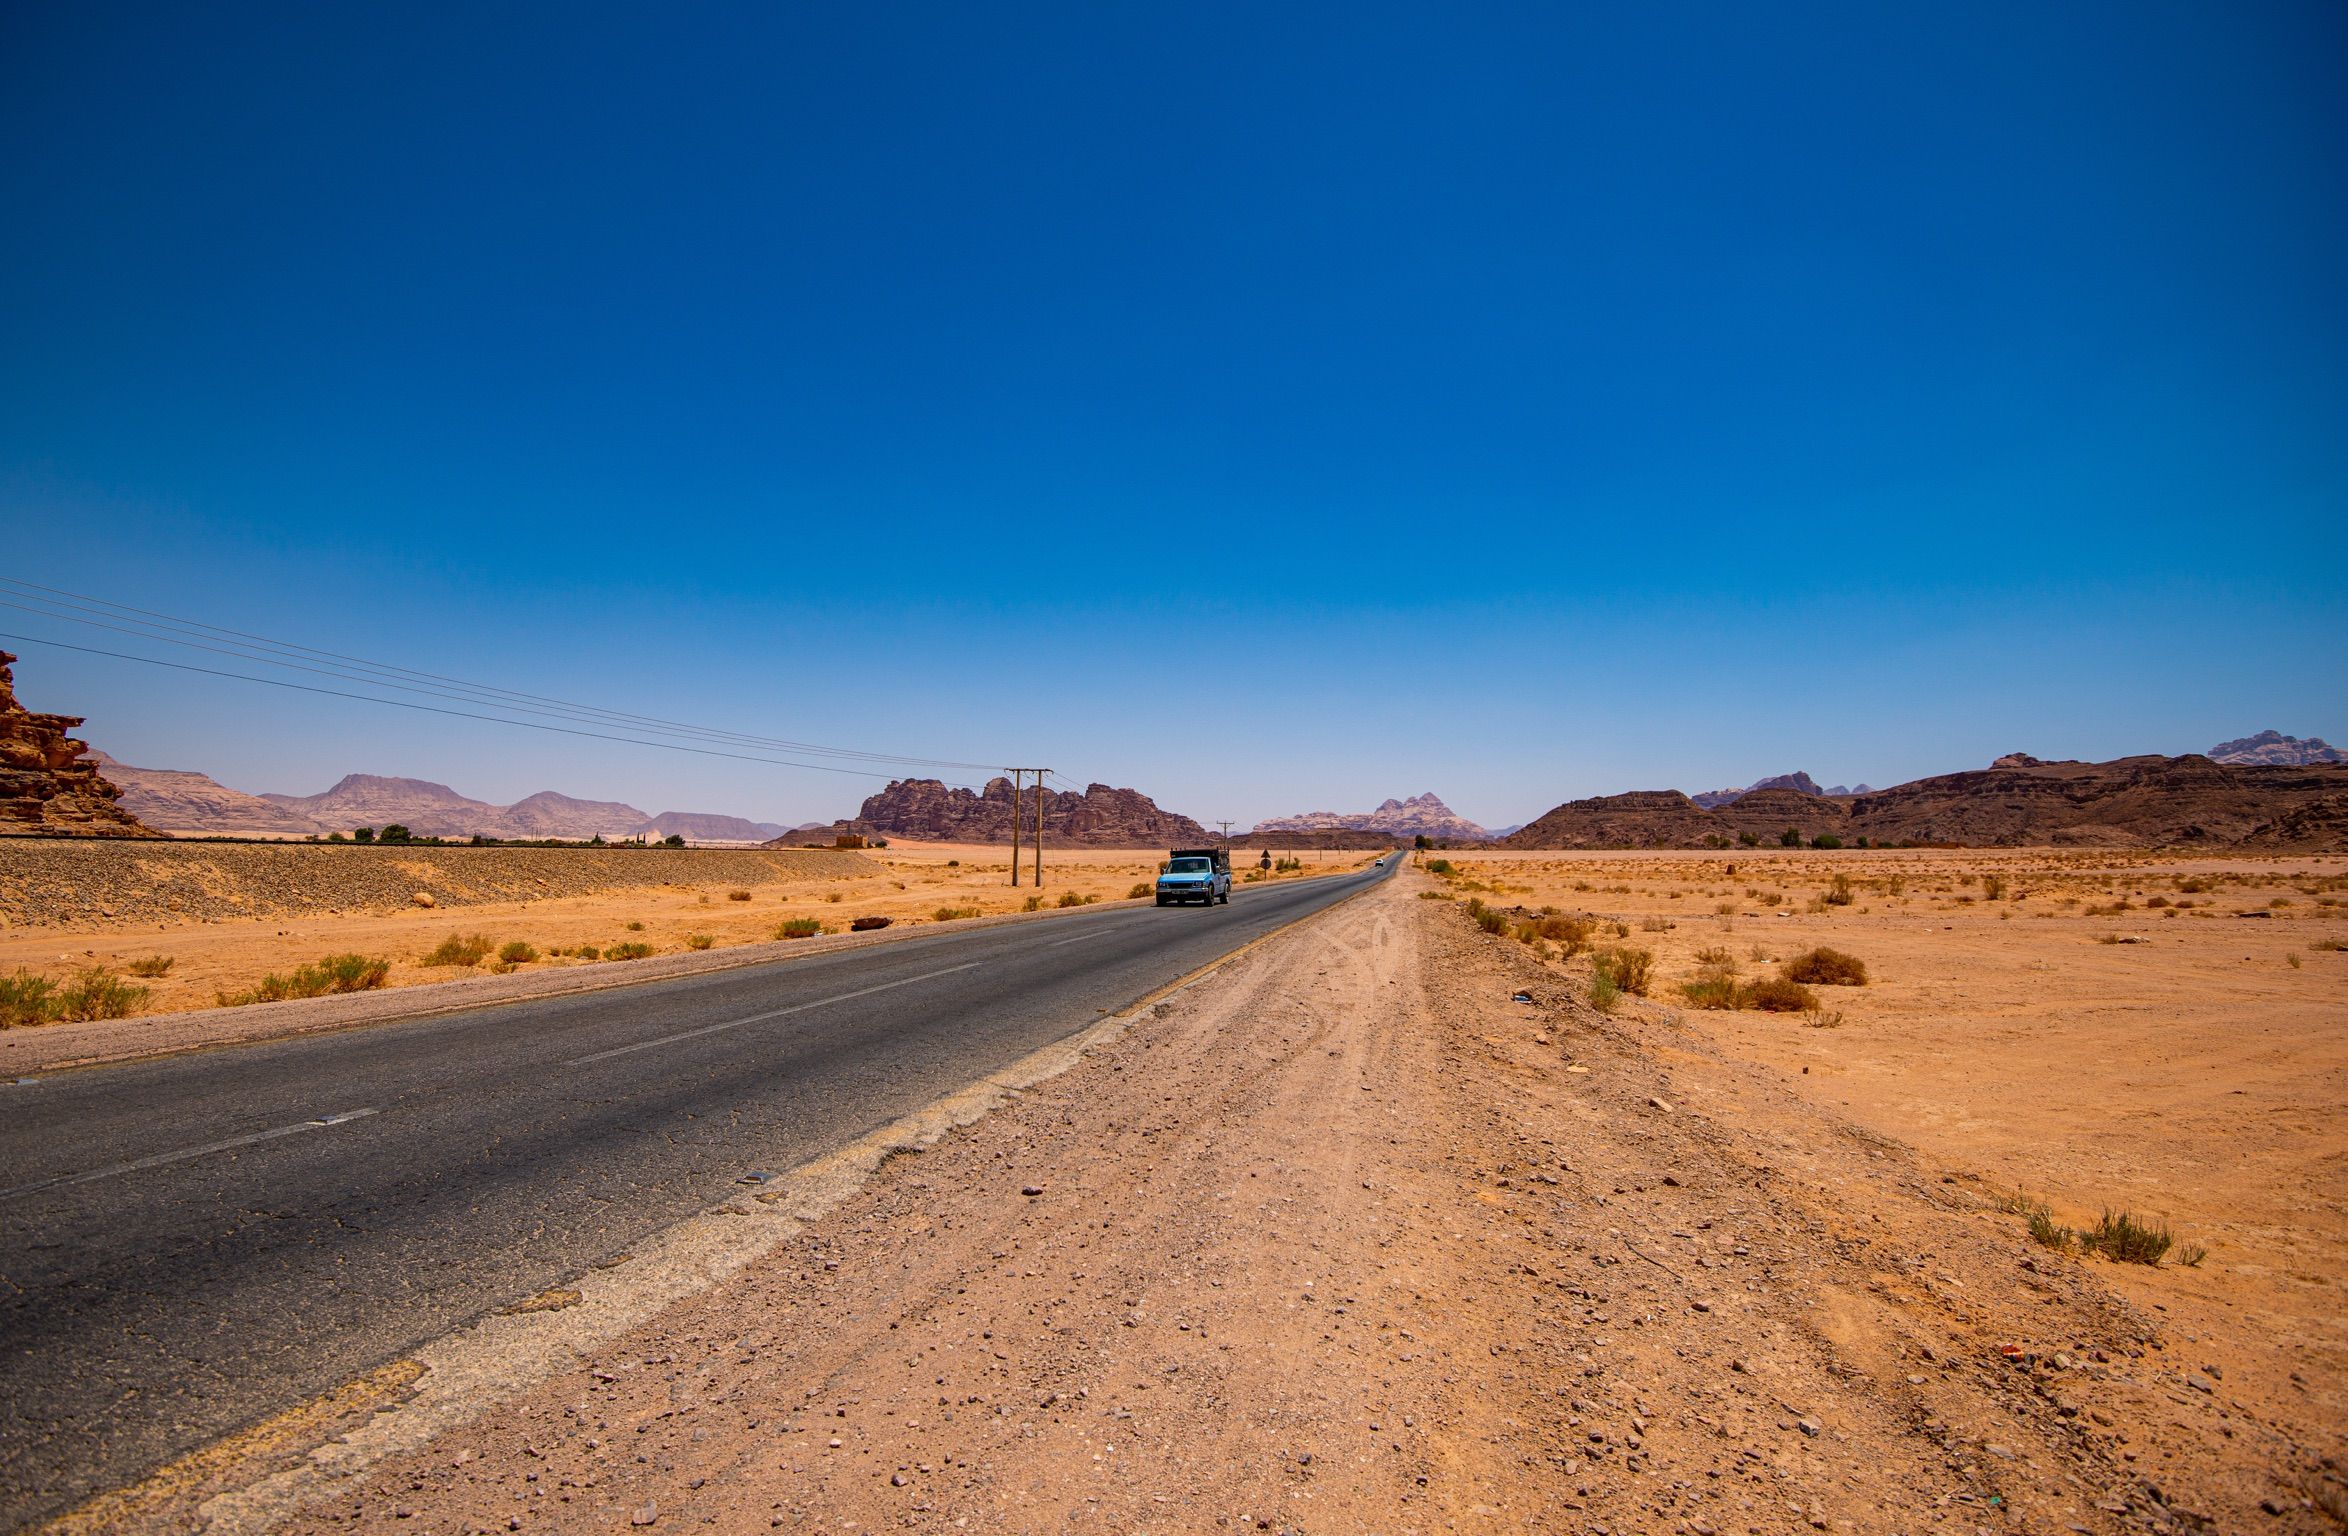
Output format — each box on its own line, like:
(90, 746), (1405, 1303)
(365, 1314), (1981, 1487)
(0, 841), (873, 927)
(227, 872), (2311, 1536)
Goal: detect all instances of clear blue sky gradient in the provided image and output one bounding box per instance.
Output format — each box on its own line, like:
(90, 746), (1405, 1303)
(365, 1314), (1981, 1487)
(4, 4), (2342, 830)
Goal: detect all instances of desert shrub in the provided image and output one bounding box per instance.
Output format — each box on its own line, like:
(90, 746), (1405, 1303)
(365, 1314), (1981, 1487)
(127, 955), (176, 978)
(1811, 834), (1842, 850)
(498, 941), (539, 964)
(2080, 1210), (2173, 1265)
(1425, 859), (1455, 876)
(2313, 937), (2347, 952)
(1588, 967), (1621, 1013)
(2026, 1206), (2072, 1252)
(625, 920), (645, 931)
(1779, 828), (1800, 847)
(1715, 901), (1736, 915)
(605, 941), (655, 960)
(1057, 892), (1088, 907)
(1822, 875), (1855, 907)
(1592, 946), (1653, 996)
(777, 918), (823, 939)
(1128, 883), (1152, 900)
(849, 915), (891, 931)
(1638, 917), (1674, 933)
(1275, 856), (1303, 873)
(932, 905), (981, 922)
(1023, 894), (1045, 911)
(1782, 947), (1868, 986)
(1758, 890), (1783, 907)
(826, 891), (844, 902)
(1416, 890), (1448, 900)
(1474, 907), (1506, 935)
(421, 932), (495, 967)
(1737, 831), (1760, 847)
(726, 890), (752, 902)
(573, 945), (602, 960)
(1742, 977), (1819, 1012)
(1537, 914), (1593, 954)
(1, 969), (61, 1027)
(2176, 1243), (2208, 1267)
(219, 953), (388, 1006)
(685, 933), (715, 950)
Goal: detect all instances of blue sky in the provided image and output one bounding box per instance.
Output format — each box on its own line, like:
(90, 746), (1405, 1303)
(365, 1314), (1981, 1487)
(4, 3), (2342, 830)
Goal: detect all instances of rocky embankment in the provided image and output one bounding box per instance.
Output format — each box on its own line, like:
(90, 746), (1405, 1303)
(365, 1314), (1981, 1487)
(0, 650), (154, 838)
(0, 842), (873, 928)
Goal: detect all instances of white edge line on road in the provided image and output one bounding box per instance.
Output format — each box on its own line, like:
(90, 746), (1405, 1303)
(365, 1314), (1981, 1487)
(563, 962), (985, 1067)
(0, 1107), (379, 1203)
(1048, 929), (1109, 946)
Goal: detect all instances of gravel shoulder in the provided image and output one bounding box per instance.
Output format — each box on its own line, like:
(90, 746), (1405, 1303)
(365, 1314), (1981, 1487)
(86, 869), (2329, 1534)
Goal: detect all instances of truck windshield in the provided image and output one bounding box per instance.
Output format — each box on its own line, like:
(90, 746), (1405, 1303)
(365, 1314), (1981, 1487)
(1167, 858), (1211, 874)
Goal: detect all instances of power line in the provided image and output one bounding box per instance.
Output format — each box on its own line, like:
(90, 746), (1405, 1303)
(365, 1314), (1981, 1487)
(0, 630), (999, 785)
(0, 577), (1004, 774)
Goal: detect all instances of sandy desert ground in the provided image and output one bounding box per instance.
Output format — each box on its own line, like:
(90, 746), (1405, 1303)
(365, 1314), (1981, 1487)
(0, 840), (1368, 1026)
(62, 860), (2337, 1534)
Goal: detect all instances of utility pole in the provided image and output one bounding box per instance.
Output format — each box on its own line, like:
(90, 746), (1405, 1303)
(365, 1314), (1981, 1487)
(1214, 820), (1234, 854)
(1007, 770), (1024, 887)
(1004, 769), (1051, 888)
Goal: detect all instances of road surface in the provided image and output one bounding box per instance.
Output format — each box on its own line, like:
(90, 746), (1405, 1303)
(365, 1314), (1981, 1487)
(0, 858), (1393, 1530)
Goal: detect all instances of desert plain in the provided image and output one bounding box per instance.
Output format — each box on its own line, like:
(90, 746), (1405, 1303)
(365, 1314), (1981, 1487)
(3, 839), (2343, 1532)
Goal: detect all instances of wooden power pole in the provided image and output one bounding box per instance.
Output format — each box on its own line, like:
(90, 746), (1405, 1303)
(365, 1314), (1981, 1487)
(1007, 770), (1024, 886)
(1004, 769), (1051, 888)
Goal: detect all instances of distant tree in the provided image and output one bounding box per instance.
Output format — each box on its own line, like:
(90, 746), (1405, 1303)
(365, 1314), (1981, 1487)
(1738, 831), (1760, 847)
(353, 827), (375, 844)
(1779, 827), (1801, 847)
(663, 833), (686, 848)
(1811, 834), (1843, 850)
(1414, 834), (1433, 850)
(378, 824), (413, 844)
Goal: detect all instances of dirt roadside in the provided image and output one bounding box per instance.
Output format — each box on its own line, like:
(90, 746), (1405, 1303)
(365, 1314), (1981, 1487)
(134, 868), (2328, 1534)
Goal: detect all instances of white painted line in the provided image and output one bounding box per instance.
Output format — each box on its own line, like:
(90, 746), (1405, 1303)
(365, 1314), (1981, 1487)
(1049, 930), (1109, 947)
(564, 962), (984, 1066)
(0, 1107), (379, 1203)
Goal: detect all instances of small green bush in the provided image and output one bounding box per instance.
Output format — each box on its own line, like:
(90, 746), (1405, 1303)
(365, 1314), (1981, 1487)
(218, 953), (388, 1007)
(1588, 967), (1621, 1013)
(932, 905), (981, 922)
(726, 889), (753, 902)
(0, 969), (60, 1028)
(1128, 882), (1152, 900)
(2081, 1210), (2173, 1265)
(777, 918), (823, 939)
(1592, 946), (1653, 996)
(1810, 834), (1843, 850)
(60, 967), (150, 1022)
(421, 932), (495, 967)
(1822, 874), (1856, 906)
(1057, 892), (1087, 907)
(497, 941), (539, 964)
(127, 955), (176, 978)
(625, 920), (645, 932)
(1425, 859), (1455, 876)
(685, 933), (715, 950)
(1782, 947), (1868, 986)
(605, 941), (655, 960)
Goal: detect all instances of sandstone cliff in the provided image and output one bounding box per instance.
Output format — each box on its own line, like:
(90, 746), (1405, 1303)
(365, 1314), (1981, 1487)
(0, 651), (155, 838)
(781, 777), (1210, 848)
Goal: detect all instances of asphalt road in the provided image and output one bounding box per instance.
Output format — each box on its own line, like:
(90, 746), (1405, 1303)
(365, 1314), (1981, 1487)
(0, 858), (1395, 1530)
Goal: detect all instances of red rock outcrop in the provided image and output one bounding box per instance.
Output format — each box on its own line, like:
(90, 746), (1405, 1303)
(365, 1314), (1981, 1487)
(780, 777), (1210, 848)
(1500, 790), (1723, 849)
(0, 651), (156, 837)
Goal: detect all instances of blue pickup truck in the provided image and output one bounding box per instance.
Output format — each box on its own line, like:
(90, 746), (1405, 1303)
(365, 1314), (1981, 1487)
(1154, 847), (1231, 907)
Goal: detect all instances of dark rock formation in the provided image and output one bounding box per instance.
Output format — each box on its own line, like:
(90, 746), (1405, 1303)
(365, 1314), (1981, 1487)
(780, 777), (1210, 848)
(1500, 790), (1723, 850)
(0, 651), (156, 837)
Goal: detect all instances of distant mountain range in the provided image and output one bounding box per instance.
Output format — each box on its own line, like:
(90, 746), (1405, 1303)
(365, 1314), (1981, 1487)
(1506, 750), (2348, 850)
(1253, 792), (1498, 842)
(90, 756), (798, 843)
(2206, 730), (2344, 767)
(1689, 771), (1875, 809)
